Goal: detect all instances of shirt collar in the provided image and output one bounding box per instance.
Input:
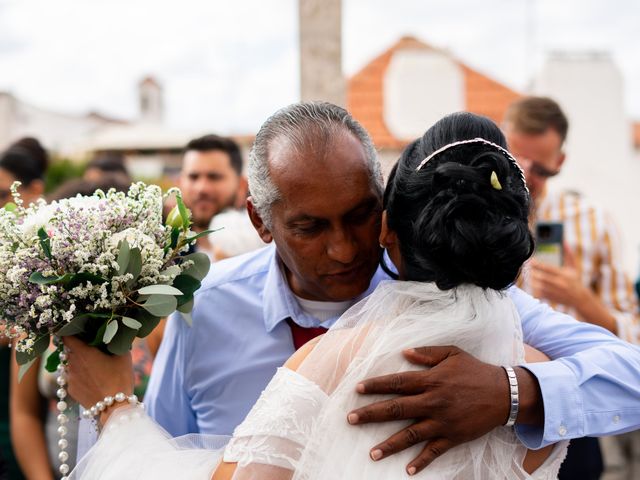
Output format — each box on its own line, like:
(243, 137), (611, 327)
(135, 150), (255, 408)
(262, 246), (392, 333)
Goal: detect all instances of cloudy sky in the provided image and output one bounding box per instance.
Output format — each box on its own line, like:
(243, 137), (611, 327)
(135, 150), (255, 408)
(0, 0), (637, 134)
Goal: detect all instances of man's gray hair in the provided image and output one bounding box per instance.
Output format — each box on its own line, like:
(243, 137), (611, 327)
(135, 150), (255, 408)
(247, 101), (383, 229)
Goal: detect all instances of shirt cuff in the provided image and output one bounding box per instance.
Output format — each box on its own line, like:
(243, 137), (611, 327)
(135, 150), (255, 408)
(515, 360), (584, 449)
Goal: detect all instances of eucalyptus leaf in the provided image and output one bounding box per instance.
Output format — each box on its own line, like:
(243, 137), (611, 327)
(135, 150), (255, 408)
(181, 253), (210, 282)
(138, 284), (183, 296)
(44, 349), (61, 373)
(121, 316), (142, 329)
(176, 297), (194, 314)
(28, 272), (74, 285)
(135, 311), (161, 338)
(117, 239), (130, 275)
(180, 311), (193, 327)
(15, 333), (50, 365)
(125, 247), (142, 287)
(106, 325), (138, 355)
(172, 275), (201, 307)
(66, 272), (108, 291)
(142, 294), (177, 317)
(55, 315), (89, 336)
(160, 265), (181, 280)
(90, 321), (108, 346)
(37, 227), (52, 259)
(103, 320), (119, 344)
(18, 358), (37, 382)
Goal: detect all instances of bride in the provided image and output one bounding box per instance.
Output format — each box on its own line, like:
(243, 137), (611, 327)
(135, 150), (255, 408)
(65, 112), (567, 479)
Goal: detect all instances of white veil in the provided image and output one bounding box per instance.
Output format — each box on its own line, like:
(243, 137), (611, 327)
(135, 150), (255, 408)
(71, 281), (565, 480)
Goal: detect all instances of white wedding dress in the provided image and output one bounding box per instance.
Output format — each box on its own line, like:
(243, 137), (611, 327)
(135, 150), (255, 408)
(71, 281), (567, 479)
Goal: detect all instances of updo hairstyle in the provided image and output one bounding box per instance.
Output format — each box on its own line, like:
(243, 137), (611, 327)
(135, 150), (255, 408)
(384, 112), (534, 290)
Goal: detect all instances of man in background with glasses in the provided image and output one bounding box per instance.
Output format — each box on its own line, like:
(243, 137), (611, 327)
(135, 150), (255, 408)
(503, 96), (639, 480)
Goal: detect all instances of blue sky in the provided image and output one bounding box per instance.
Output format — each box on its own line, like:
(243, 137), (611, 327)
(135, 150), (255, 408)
(0, 0), (637, 133)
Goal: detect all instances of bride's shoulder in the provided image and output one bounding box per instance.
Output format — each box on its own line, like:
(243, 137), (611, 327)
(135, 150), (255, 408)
(284, 336), (323, 371)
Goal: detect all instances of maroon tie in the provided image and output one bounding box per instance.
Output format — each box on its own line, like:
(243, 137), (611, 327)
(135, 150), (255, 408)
(287, 318), (327, 350)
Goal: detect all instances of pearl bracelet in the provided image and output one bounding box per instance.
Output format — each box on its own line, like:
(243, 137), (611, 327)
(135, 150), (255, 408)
(81, 392), (142, 419)
(502, 366), (519, 427)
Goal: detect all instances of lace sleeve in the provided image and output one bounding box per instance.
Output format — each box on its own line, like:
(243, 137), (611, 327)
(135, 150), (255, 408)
(224, 368), (328, 476)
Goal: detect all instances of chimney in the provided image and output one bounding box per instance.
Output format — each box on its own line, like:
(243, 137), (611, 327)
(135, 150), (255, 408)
(298, 0), (345, 106)
(138, 76), (164, 124)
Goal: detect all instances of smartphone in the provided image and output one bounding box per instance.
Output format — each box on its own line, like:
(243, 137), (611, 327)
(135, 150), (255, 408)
(534, 222), (563, 267)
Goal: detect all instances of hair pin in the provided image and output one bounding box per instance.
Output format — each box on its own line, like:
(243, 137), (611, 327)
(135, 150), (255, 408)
(490, 171), (502, 190)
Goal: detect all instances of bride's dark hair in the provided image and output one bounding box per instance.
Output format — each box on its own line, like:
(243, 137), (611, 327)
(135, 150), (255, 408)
(384, 112), (534, 290)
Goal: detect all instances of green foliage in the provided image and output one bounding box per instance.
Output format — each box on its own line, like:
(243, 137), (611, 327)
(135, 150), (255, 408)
(44, 158), (86, 193)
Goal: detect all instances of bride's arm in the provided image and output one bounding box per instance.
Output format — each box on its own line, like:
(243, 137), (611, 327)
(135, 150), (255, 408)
(211, 337), (323, 480)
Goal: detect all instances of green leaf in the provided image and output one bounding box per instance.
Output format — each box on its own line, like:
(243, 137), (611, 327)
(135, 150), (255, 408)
(28, 272), (73, 285)
(15, 333), (50, 365)
(44, 349), (61, 373)
(170, 227), (180, 249)
(176, 194), (191, 229)
(117, 239), (130, 275)
(37, 227), (52, 260)
(172, 274), (201, 307)
(142, 294), (177, 317)
(138, 284), (184, 296)
(121, 317), (142, 329)
(65, 272), (108, 291)
(125, 248), (142, 288)
(106, 325), (138, 355)
(4, 202), (17, 213)
(181, 253), (210, 282)
(185, 229), (219, 243)
(176, 297), (194, 314)
(55, 315), (90, 336)
(18, 358), (37, 382)
(134, 311), (161, 338)
(89, 321), (108, 346)
(103, 320), (119, 344)
(180, 311), (193, 327)
(160, 265), (182, 281)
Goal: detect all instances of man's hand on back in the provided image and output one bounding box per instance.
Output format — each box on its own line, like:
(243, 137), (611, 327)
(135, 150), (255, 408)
(347, 346), (544, 475)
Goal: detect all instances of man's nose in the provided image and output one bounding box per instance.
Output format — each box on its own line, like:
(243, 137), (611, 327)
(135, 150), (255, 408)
(326, 228), (358, 264)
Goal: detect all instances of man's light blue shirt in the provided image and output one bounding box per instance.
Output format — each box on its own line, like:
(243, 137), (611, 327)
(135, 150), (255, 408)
(145, 244), (640, 449)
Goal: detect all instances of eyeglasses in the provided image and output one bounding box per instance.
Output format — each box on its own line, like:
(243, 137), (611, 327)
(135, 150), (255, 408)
(517, 157), (560, 179)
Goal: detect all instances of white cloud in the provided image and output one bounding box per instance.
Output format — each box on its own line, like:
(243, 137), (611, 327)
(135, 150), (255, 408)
(0, 0), (638, 135)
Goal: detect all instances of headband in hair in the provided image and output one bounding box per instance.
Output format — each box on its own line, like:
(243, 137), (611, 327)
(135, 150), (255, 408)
(415, 137), (528, 194)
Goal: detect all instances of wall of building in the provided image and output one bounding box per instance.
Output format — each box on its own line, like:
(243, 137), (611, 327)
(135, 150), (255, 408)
(534, 52), (639, 275)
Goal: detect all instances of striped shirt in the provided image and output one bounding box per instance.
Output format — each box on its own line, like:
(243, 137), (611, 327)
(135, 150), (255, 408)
(519, 189), (639, 344)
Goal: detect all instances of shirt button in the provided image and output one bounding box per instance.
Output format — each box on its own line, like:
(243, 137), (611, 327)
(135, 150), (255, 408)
(558, 425), (567, 436)
(613, 415), (620, 424)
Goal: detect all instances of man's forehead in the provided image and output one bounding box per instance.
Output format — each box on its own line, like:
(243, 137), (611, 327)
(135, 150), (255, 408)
(182, 150), (232, 173)
(267, 130), (368, 175)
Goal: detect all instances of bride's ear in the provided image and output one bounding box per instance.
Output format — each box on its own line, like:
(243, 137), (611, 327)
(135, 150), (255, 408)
(379, 211), (397, 249)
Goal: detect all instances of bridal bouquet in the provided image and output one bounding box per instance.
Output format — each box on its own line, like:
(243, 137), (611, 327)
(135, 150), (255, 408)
(0, 182), (210, 378)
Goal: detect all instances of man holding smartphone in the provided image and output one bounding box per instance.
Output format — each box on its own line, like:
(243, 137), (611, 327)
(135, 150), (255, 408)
(503, 96), (639, 480)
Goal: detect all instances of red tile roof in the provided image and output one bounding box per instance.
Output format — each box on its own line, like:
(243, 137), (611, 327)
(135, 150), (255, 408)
(347, 36), (522, 149)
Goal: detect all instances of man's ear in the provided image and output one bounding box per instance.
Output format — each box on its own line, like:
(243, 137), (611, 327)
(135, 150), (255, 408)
(557, 151), (566, 170)
(247, 197), (273, 243)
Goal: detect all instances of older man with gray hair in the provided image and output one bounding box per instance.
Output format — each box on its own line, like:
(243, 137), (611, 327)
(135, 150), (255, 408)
(144, 102), (640, 476)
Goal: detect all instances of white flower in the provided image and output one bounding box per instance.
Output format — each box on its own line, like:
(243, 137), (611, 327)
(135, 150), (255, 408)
(19, 202), (58, 238)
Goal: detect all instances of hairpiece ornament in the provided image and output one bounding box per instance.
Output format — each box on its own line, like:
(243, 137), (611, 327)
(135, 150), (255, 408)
(415, 137), (528, 194)
(490, 171), (502, 190)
